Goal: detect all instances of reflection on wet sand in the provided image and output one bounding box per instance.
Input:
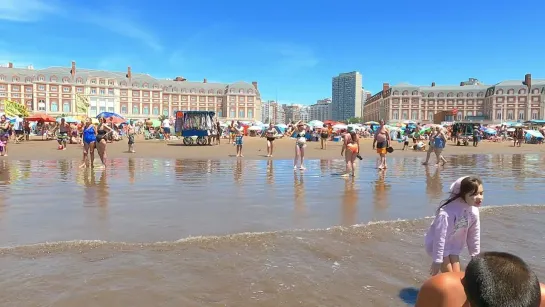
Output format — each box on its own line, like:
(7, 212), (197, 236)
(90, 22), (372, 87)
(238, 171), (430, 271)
(373, 170), (390, 212)
(267, 159), (274, 185)
(341, 177), (358, 226)
(425, 166), (443, 200)
(0, 155), (544, 246)
(293, 171), (305, 219)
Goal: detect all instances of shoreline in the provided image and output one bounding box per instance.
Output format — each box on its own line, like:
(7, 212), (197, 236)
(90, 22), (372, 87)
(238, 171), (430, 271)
(1, 136), (544, 160)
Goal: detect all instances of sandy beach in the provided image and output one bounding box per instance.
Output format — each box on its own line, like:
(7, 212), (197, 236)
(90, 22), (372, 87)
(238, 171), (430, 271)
(2, 135), (544, 160)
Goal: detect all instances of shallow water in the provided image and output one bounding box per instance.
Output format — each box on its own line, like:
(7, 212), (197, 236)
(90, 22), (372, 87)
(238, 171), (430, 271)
(0, 154), (544, 306)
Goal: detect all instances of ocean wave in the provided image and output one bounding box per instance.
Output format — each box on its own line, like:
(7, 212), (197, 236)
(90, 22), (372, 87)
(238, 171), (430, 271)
(1, 204), (544, 254)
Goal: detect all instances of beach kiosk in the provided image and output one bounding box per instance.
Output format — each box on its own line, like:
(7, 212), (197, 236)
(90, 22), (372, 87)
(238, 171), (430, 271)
(174, 111), (217, 145)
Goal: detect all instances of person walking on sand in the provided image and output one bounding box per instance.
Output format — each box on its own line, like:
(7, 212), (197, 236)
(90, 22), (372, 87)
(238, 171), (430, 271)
(422, 127), (439, 165)
(293, 121), (307, 170)
(425, 176), (483, 276)
(320, 124), (330, 149)
(80, 118), (97, 168)
(372, 119), (390, 169)
(341, 129), (359, 177)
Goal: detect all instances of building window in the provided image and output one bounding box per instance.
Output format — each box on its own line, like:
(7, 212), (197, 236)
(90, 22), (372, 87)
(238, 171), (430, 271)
(162, 109), (169, 116)
(109, 81), (114, 86)
(90, 106), (97, 116)
(76, 78), (83, 84)
(63, 102), (70, 112)
(428, 111), (434, 120)
(392, 110), (399, 120)
(467, 92), (473, 97)
(50, 86), (57, 91)
(152, 106), (159, 115)
(38, 99), (46, 111)
(50, 102), (59, 112)
(428, 93), (434, 98)
(230, 110), (236, 118)
(247, 109), (253, 119)
(411, 110), (418, 120)
(532, 110), (539, 120)
(108, 89), (114, 95)
(466, 111), (474, 117)
(100, 89), (105, 95)
(38, 85), (45, 91)
(63, 87), (70, 92)
(76, 87), (83, 93)
(393, 91), (399, 95)
(143, 105), (150, 115)
(199, 96), (206, 102)
(91, 80), (96, 84)
(217, 110), (223, 117)
(217, 90), (223, 95)
(121, 105), (128, 114)
(457, 112), (463, 121)
(402, 111), (408, 119)
(447, 92), (453, 97)
(190, 89), (196, 94)
(108, 106), (114, 113)
(218, 98), (223, 103)
(132, 106), (139, 114)
(507, 110), (514, 120)
(518, 111), (524, 120)
(190, 96), (197, 102)
(496, 111), (502, 120)
(91, 89), (97, 94)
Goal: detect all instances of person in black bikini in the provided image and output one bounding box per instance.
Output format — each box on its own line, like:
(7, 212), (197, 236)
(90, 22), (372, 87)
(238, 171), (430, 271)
(263, 123), (277, 157)
(320, 124), (329, 149)
(96, 117), (113, 168)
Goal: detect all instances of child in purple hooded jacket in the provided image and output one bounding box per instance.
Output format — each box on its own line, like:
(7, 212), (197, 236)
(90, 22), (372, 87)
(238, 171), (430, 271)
(425, 176), (484, 276)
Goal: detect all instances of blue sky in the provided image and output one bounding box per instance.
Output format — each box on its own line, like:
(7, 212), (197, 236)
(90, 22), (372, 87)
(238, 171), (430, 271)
(1, 0), (544, 105)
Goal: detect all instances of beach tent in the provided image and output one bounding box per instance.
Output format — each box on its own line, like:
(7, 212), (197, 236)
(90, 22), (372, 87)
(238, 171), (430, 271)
(484, 128), (497, 135)
(525, 130), (544, 139)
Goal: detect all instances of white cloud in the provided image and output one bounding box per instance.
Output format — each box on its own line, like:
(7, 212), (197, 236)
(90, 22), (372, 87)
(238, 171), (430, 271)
(0, 1), (162, 52)
(0, 0), (60, 22)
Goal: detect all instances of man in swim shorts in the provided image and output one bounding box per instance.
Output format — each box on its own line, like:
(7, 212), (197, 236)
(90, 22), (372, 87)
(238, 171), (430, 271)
(415, 251), (545, 307)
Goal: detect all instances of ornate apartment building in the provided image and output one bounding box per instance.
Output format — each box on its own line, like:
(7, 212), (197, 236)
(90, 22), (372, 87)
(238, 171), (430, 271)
(0, 61), (262, 120)
(363, 75), (545, 123)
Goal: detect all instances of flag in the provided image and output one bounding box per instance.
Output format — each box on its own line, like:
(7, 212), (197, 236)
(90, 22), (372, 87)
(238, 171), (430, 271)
(4, 100), (29, 117)
(75, 93), (89, 114)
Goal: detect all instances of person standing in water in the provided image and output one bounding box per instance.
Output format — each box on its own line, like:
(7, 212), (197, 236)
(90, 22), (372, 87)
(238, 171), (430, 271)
(422, 127), (439, 165)
(57, 118), (70, 150)
(293, 121), (307, 170)
(96, 117), (114, 168)
(320, 124), (329, 149)
(341, 129), (359, 177)
(263, 123), (277, 157)
(425, 176), (483, 276)
(372, 119), (390, 170)
(0, 114), (10, 157)
(80, 118), (97, 168)
(432, 126), (448, 166)
(127, 120), (136, 153)
(235, 126), (244, 157)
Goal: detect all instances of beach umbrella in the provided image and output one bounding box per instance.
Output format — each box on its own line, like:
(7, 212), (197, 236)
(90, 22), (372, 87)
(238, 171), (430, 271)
(365, 121), (379, 125)
(56, 116), (78, 123)
(96, 112), (124, 119)
(484, 128), (497, 134)
(248, 126), (263, 131)
(332, 124), (347, 130)
(507, 128), (515, 132)
(275, 124), (288, 128)
(416, 126), (431, 136)
(26, 113), (56, 122)
(308, 120), (324, 127)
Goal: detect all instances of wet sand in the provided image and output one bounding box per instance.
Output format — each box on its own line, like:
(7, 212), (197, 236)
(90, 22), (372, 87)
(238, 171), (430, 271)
(1, 136), (544, 160)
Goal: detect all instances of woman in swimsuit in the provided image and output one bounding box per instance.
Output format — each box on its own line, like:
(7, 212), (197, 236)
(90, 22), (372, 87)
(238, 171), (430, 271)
(96, 117), (113, 168)
(341, 129), (359, 177)
(80, 117), (97, 168)
(0, 115), (10, 156)
(293, 121), (307, 170)
(372, 119), (390, 170)
(264, 123), (277, 157)
(320, 124), (329, 149)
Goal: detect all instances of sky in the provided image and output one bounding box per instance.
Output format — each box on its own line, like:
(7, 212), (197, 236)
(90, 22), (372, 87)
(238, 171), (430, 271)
(1, 0), (544, 105)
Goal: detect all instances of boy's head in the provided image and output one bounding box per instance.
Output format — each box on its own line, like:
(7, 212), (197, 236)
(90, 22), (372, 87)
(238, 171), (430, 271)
(463, 252), (541, 307)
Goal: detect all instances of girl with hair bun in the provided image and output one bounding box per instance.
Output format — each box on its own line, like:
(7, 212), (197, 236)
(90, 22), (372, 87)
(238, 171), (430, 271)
(425, 176), (484, 276)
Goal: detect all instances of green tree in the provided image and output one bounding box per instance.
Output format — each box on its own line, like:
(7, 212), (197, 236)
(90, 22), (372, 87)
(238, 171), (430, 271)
(158, 114), (168, 122)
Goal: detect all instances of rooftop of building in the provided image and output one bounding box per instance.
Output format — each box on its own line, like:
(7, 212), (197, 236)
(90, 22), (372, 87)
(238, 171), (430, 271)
(0, 62), (260, 94)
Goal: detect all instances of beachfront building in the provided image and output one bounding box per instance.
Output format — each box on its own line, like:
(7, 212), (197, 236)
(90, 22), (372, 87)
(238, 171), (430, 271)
(0, 61), (262, 121)
(261, 100), (285, 124)
(332, 71), (363, 121)
(309, 98), (332, 122)
(363, 75), (545, 124)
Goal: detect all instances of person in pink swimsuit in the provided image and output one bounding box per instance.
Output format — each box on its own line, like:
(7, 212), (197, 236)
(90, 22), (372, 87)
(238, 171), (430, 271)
(341, 128), (359, 177)
(425, 176), (483, 276)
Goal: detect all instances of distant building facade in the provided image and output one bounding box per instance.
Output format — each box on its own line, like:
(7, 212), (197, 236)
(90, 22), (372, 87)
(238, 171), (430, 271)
(0, 61), (262, 121)
(332, 71), (363, 121)
(309, 98), (332, 121)
(363, 75), (545, 123)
